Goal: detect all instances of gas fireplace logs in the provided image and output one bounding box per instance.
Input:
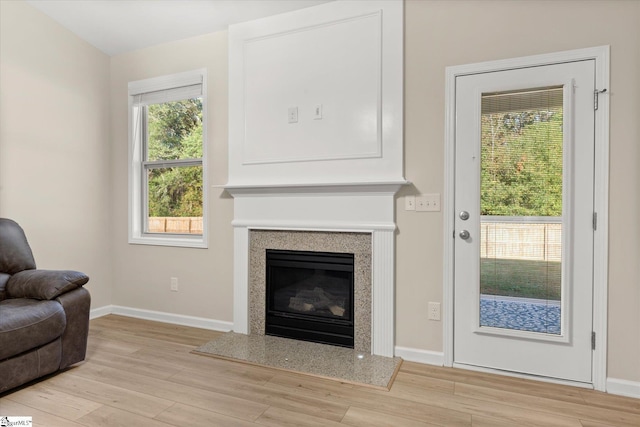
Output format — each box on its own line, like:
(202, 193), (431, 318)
(289, 287), (346, 317)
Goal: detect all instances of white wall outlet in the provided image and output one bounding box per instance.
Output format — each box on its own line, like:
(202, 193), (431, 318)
(170, 277), (179, 292)
(288, 106), (298, 123)
(405, 195), (415, 211)
(428, 302), (441, 320)
(416, 193), (441, 212)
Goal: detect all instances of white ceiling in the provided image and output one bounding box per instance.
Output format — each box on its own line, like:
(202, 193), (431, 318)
(26, 0), (333, 56)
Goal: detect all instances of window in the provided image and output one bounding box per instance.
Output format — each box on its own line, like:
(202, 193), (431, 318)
(128, 70), (207, 247)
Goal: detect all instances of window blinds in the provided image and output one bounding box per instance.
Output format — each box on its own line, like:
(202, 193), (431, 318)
(481, 86), (563, 115)
(128, 72), (203, 105)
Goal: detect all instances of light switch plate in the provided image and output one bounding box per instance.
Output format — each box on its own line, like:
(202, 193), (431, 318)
(405, 195), (415, 211)
(416, 194), (440, 212)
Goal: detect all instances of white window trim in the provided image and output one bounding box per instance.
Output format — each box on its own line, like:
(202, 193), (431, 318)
(128, 69), (208, 248)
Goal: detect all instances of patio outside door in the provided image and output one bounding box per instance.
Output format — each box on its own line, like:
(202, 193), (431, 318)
(453, 60), (595, 383)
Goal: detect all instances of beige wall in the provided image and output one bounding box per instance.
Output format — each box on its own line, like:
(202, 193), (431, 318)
(399, 0), (640, 382)
(109, 33), (233, 321)
(0, 1), (112, 308)
(3, 0), (638, 385)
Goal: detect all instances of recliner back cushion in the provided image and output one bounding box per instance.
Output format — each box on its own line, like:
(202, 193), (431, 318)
(0, 218), (36, 275)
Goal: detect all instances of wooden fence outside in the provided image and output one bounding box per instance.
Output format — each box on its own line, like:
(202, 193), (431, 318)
(481, 220), (561, 262)
(147, 217), (559, 259)
(148, 217), (203, 234)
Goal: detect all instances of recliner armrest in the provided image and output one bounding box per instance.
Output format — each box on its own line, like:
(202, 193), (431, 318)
(6, 270), (89, 300)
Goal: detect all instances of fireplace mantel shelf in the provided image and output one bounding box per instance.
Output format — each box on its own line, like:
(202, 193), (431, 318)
(219, 180), (410, 197)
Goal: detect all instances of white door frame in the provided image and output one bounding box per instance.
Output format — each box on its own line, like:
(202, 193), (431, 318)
(443, 46), (610, 391)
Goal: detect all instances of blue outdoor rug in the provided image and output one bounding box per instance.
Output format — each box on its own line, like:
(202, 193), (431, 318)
(480, 295), (561, 335)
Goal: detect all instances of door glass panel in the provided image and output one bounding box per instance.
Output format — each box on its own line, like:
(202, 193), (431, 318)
(479, 86), (563, 335)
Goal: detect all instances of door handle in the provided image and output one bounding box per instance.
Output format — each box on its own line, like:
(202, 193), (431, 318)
(459, 230), (470, 240)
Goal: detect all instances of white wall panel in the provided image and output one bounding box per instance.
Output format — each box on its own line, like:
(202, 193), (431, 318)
(243, 12), (381, 164)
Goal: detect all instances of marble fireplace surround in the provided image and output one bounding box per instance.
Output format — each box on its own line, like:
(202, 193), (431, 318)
(226, 182), (405, 357)
(249, 230), (372, 354)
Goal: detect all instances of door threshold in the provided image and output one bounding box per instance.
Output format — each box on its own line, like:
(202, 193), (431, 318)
(452, 362), (594, 390)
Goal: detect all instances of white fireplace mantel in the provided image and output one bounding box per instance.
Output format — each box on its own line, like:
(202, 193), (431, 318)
(225, 181), (407, 357)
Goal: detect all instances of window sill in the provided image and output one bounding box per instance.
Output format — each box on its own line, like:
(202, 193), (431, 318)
(128, 234), (207, 249)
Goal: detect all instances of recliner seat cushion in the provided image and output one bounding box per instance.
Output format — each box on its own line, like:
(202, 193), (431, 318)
(0, 298), (66, 360)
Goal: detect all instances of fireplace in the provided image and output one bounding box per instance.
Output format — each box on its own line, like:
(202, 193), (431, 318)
(265, 249), (355, 347)
(228, 183), (404, 357)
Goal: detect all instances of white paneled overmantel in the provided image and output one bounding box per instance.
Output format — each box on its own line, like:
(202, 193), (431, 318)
(225, 1), (405, 358)
(228, 0), (404, 186)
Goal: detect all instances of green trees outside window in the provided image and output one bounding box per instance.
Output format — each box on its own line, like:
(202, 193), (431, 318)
(146, 98), (203, 219)
(481, 108), (563, 217)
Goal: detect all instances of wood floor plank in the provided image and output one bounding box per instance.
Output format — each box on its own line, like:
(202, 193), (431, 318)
(155, 402), (259, 427)
(76, 405), (174, 427)
(82, 347), (184, 380)
(180, 355), (277, 385)
(394, 371), (456, 394)
(471, 414), (533, 427)
(255, 406), (343, 427)
(88, 327), (199, 354)
(579, 420), (621, 427)
(86, 335), (144, 357)
(341, 405), (441, 427)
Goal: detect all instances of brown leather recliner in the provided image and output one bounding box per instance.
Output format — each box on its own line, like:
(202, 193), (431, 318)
(0, 218), (91, 393)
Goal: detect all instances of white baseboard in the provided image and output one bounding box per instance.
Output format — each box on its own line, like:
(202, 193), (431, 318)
(89, 305), (113, 319)
(395, 346), (444, 366)
(89, 304), (233, 332)
(607, 377), (640, 399)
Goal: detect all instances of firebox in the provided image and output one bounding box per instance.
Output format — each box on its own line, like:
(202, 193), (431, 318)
(265, 249), (354, 348)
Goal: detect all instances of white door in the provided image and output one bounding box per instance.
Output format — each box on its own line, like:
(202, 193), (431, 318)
(454, 60), (595, 383)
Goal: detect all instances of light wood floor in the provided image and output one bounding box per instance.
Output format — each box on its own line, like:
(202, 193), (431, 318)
(1, 315), (638, 426)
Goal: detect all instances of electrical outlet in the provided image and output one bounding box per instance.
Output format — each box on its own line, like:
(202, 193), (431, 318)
(405, 195), (416, 211)
(170, 277), (178, 292)
(288, 106), (298, 123)
(428, 302), (441, 320)
(416, 193), (441, 212)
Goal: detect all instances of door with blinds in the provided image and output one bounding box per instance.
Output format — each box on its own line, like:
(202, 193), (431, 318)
(453, 60), (595, 383)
